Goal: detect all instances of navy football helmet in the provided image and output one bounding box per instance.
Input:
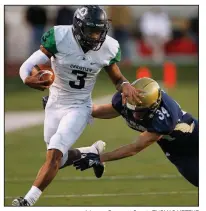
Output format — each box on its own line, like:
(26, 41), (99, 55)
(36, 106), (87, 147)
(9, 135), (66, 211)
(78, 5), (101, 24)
(73, 6), (110, 51)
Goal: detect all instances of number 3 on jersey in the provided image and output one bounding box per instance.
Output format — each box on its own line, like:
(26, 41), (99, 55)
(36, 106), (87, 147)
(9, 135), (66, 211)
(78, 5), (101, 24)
(69, 70), (87, 89)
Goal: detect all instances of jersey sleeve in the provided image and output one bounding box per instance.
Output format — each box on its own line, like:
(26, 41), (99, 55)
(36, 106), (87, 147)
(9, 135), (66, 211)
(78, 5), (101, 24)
(41, 27), (58, 55)
(109, 47), (121, 65)
(111, 92), (123, 114)
(103, 36), (121, 66)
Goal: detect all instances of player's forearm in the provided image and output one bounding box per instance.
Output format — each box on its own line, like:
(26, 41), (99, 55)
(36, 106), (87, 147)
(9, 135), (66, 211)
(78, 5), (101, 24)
(100, 134), (157, 162)
(114, 76), (129, 92)
(92, 104), (120, 119)
(100, 142), (141, 162)
(105, 64), (129, 92)
(19, 50), (49, 83)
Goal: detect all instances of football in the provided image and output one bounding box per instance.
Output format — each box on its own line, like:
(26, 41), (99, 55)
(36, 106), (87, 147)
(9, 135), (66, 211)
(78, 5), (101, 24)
(31, 64), (55, 86)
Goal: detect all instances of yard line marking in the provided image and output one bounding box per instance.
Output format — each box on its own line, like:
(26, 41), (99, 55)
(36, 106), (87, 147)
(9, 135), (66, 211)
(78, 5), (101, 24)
(5, 190), (197, 199)
(5, 95), (112, 133)
(5, 174), (182, 183)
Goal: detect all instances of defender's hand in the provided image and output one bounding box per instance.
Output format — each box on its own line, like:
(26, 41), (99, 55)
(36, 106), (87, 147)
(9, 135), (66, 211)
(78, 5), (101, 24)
(24, 71), (51, 91)
(121, 83), (144, 105)
(73, 153), (105, 178)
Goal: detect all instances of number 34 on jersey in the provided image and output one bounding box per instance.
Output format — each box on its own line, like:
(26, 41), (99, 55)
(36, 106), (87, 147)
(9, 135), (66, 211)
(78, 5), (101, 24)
(156, 107), (170, 120)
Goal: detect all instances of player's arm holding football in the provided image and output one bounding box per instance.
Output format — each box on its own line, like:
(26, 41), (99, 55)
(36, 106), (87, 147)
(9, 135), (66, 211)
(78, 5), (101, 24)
(19, 27), (56, 91)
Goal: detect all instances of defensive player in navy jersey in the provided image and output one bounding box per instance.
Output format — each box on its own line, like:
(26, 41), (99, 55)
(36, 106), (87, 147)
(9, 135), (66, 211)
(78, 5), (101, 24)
(73, 77), (199, 187)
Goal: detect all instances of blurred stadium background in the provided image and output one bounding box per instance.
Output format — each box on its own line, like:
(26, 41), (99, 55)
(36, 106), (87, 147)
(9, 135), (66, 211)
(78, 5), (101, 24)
(5, 5), (198, 206)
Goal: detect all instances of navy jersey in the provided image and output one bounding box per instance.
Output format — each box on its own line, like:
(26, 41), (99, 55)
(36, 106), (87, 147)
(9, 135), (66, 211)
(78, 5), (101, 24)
(112, 91), (198, 157)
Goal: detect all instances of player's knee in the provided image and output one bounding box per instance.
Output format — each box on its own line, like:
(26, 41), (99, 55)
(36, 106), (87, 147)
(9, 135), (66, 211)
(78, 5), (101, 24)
(46, 149), (63, 169)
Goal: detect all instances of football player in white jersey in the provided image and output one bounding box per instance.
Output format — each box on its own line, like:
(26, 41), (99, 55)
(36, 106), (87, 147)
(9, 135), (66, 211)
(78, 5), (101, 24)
(12, 6), (143, 206)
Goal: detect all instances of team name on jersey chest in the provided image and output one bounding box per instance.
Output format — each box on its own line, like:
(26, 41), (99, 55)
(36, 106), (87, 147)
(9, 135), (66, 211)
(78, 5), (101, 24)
(70, 64), (93, 73)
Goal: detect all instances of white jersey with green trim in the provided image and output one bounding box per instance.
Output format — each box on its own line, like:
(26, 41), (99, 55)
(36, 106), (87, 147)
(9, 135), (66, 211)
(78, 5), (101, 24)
(41, 25), (121, 104)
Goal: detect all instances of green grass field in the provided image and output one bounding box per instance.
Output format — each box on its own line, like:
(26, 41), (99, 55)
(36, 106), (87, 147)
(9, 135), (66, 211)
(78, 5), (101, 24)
(5, 66), (198, 206)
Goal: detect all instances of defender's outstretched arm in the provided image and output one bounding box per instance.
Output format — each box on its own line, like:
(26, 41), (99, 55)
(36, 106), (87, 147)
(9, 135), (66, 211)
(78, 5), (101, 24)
(100, 131), (162, 162)
(92, 104), (120, 119)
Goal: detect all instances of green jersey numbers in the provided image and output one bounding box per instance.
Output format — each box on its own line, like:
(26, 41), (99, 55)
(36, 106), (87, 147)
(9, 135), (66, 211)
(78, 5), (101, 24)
(41, 27), (58, 54)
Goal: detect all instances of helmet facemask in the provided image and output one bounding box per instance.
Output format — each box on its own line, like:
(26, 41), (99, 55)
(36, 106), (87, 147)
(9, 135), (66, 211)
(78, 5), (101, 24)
(79, 22), (109, 51)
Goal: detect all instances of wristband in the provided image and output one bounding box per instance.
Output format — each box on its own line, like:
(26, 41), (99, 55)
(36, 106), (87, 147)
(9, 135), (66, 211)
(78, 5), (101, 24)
(120, 81), (130, 87)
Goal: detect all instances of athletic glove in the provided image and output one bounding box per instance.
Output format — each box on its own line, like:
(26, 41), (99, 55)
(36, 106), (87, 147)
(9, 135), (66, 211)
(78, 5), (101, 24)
(73, 153), (104, 178)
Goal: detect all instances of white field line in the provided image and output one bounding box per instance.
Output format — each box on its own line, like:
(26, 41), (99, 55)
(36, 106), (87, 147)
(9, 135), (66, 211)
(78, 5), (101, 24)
(5, 95), (112, 133)
(5, 190), (197, 199)
(5, 174), (182, 183)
